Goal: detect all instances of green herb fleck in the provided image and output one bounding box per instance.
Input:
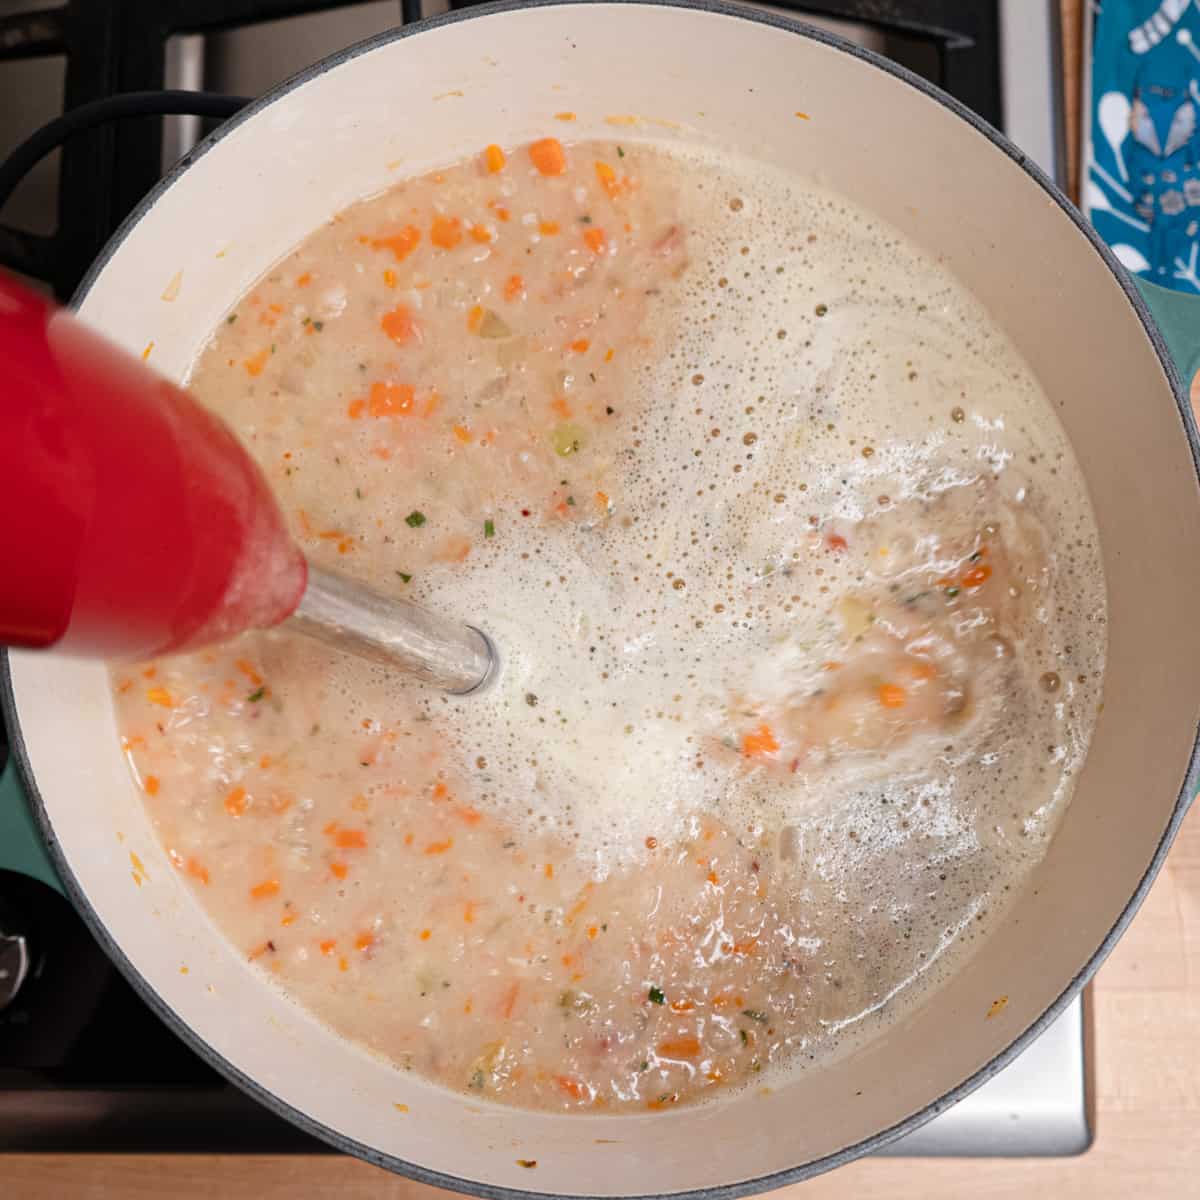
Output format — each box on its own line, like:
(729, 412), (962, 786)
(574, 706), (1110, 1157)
(302, 316), (311, 325)
(588, 372), (597, 383)
(740, 1029), (750, 1046)
(617, 146), (625, 158)
(580, 214), (593, 224)
(406, 510), (427, 528)
(566, 495), (576, 507)
(742, 1009), (769, 1023)
(469, 1069), (485, 1091)
(226, 313), (237, 325)
(648, 985), (665, 1005)
(247, 687), (266, 703)
(484, 518), (495, 539)
(638, 1060), (649, 1071)
(313, 320), (324, 332)
(395, 571), (412, 583)
(516, 1160), (537, 1169)
(945, 585), (960, 598)
(355, 487), (363, 499)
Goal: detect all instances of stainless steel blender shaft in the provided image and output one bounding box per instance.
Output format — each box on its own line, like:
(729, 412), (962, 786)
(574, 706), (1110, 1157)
(287, 564), (496, 694)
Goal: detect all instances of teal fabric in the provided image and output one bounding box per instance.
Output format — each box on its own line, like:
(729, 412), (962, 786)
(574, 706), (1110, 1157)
(0, 757), (62, 894)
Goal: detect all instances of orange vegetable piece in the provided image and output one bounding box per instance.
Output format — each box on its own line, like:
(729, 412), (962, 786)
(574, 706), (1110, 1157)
(595, 490), (609, 509)
(224, 785), (248, 816)
(330, 861), (348, 880)
(249, 878), (280, 900)
(430, 215), (463, 249)
(504, 274), (524, 300)
(583, 227), (607, 254)
(424, 838), (454, 855)
(962, 563), (992, 588)
(826, 533), (848, 552)
(185, 857), (210, 885)
(269, 792), (292, 814)
(419, 928), (432, 941)
(380, 303), (417, 345)
(550, 396), (572, 419)
(243, 348), (270, 377)
(334, 829), (368, 849)
(569, 338), (590, 353)
(453, 424), (473, 444)
(371, 225), (421, 262)
(489, 200), (511, 221)
(319, 939), (336, 956)
(354, 932), (374, 951)
(455, 805), (483, 825)
(143, 775), (161, 796)
(594, 160), (619, 197)
(432, 781), (450, 801)
(295, 271), (312, 287)
(657, 1036), (701, 1059)
(556, 1075), (587, 1100)
(382, 268), (397, 288)
(235, 659), (263, 686)
(484, 143), (506, 173)
(538, 220), (560, 236)
(529, 138), (567, 176)
(369, 381), (415, 417)
(146, 686), (175, 708)
(742, 724), (779, 757)
(467, 304), (484, 333)
(878, 683), (907, 708)
(470, 225), (493, 244)
(554, 112), (577, 122)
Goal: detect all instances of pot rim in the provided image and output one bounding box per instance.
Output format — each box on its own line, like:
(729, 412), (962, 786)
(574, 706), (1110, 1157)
(3, 1), (1198, 1195)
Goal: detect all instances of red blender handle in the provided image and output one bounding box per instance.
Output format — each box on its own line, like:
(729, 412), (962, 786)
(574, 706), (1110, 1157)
(0, 271), (307, 661)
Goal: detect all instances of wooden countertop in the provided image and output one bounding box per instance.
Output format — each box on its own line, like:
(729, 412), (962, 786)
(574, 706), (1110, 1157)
(11, 3), (1200, 1196)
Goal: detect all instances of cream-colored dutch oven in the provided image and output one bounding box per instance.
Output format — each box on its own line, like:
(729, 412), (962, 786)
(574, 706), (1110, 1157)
(3, 2), (1199, 1193)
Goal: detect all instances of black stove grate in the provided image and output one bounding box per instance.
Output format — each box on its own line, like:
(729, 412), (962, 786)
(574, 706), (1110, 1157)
(0, 0), (999, 301)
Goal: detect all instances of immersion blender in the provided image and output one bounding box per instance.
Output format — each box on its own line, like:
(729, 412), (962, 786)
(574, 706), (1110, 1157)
(0, 272), (495, 694)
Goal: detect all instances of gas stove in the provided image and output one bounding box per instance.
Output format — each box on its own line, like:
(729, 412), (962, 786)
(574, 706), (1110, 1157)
(0, 0), (1089, 1160)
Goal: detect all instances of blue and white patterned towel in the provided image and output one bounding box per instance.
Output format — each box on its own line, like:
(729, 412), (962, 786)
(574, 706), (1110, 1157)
(1089, 0), (1200, 291)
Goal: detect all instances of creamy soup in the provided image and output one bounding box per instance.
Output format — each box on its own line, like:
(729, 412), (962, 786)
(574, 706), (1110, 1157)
(114, 137), (1106, 1112)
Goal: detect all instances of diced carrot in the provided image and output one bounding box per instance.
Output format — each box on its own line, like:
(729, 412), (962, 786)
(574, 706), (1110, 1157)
(604, 348), (614, 362)
(143, 776), (161, 796)
(504, 274), (524, 300)
(878, 683), (907, 708)
(587, 924), (599, 940)
(432, 781), (450, 800)
(280, 912), (296, 927)
(647, 1094), (679, 1111)
(706, 870), (719, 886)
(470, 224), (493, 244)
(330, 861), (348, 880)
(297, 509), (313, 535)
(551, 396), (572, 418)
(670, 998), (695, 1012)
(583, 227), (607, 254)
(453, 424), (473, 443)
(146, 687), (175, 708)
(907, 659), (938, 681)
(380, 304), (417, 345)
(249, 878), (280, 900)
(248, 941), (272, 962)
(499, 981), (520, 1018)
(554, 112), (577, 122)
(235, 659), (263, 686)
(595, 491), (610, 511)
(354, 931), (374, 951)
(556, 1075), (587, 1100)
(742, 724), (779, 757)
(826, 533), (848, 552)
(489, 200), (511, 221)
(338, 956), (349, 972)
(334, 829), (368, 849)
(544, 863), (554, 879)
(821, 660), (843, 672)
(350, 793), (369, 812)
(657, 1036), (701, 1059)
(224, 785), (248, 816)
(569, 338), (590, 353)
(369, 381), (415, 417)
(538, 220), (560, 236)
(259, 754), (273, 769)
(243, 348), (270, 377)
(731, 938), (758, 956)
(319, 939), (336, 955)
(423, 389), (441, 418)
(403, 832), (414, 847)
(142, 666), (157, 679)
(424, 838), (454, 855)
(484, 143), (507, 173)
(594, 160), (619, 197)
(382, 268), (397, 288)
(186, 857), (210, 885)
(962, 563), (992, 588)
(295, 271), (312, 287)
(430, 215), (463, 249)
(438, 535), (472, 563)
(565, 883), (594, 924)
(464, 900), (479, 924)
(455, 805), (483, 826)
(371, 225), (421, 261)
(529, 138), (567, 175)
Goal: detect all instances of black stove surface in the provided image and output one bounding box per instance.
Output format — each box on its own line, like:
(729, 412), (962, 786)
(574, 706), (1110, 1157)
(0, 0), (1006, 1153)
